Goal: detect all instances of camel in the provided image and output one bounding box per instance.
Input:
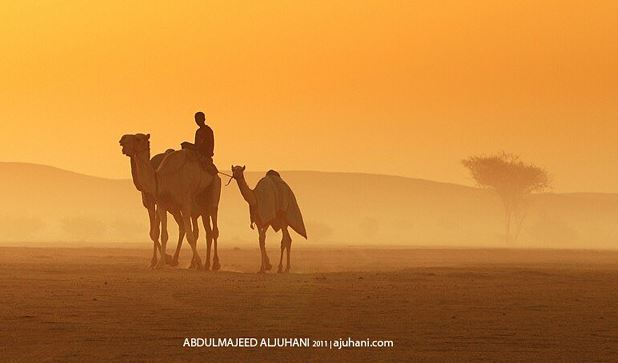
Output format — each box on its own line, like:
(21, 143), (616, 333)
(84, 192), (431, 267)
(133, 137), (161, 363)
(120, 133), (174, 267)
(156, 146), (221, 270)
(231, 165), (307, 273)
(119, 133), (221, 270)
(157, 150), (219, 269)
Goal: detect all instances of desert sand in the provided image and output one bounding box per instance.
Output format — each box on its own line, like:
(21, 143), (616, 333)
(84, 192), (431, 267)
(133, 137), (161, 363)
(1, 246), (617, 362)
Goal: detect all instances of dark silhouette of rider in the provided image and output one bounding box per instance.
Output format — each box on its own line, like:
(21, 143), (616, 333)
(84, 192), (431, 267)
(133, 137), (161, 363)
(182, 111), (217, 174)
(194, 111), (214, 158)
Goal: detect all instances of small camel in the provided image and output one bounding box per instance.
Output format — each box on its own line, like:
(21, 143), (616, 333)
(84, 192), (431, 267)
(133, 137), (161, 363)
(231, 165), (307, 273)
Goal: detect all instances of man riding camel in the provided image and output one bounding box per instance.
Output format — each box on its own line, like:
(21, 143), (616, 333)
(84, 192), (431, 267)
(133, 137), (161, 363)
(182, 111), (218, 175)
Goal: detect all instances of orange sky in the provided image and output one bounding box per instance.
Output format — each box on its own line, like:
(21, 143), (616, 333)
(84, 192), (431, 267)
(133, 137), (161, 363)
(1, 1), (617, 192)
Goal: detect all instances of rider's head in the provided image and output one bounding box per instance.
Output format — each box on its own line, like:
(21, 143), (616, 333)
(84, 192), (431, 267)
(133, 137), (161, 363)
(194, 111), (206, 127)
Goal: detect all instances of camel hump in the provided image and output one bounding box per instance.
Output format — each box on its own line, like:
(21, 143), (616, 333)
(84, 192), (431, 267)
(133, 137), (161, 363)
(150, 149), (175, 170)
(266, 169), (280, 178)
(254, 175), (307, 239)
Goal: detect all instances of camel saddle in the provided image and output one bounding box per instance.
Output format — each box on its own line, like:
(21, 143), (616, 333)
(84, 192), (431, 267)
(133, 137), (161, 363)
(180, 141), (218, 175)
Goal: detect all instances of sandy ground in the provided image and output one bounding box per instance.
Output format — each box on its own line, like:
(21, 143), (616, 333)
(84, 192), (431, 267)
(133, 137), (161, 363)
(1, 246), (618, 362)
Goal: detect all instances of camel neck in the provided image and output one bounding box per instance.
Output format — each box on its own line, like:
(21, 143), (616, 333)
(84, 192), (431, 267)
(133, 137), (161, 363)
(130, 150), (157, 195)
(235, 174), (257, 207)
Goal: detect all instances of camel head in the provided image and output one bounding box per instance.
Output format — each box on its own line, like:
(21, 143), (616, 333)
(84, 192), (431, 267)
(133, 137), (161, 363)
(231, 165), (246, 179)
(119, 133), (150, 157)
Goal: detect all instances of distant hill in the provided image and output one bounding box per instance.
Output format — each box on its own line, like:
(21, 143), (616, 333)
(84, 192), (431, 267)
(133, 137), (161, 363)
(0, 162), (616, 249)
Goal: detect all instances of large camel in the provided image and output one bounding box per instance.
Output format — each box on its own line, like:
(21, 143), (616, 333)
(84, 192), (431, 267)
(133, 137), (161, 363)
(156, 144), (221, 269)
(120, 133), (174, 267)
(119, 133), (221, 270)
(158, 149), (220, 269)
(230, 165), (307, 273)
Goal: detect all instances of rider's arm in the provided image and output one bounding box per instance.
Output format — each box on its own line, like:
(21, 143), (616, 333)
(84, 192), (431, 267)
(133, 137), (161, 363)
(205, 127), (214, 156)
(194, 129), (203, 146)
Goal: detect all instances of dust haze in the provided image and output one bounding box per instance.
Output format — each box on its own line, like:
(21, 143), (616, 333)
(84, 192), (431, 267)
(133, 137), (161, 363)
(1, 161), (616, 250)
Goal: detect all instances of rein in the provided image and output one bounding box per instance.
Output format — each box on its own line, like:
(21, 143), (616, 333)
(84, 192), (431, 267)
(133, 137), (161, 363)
(218, 171), (235, 186)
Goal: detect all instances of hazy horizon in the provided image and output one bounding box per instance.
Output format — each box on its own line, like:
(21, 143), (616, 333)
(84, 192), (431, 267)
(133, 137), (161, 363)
(5, 160), (618, 195)
(2, 161), (617, 250)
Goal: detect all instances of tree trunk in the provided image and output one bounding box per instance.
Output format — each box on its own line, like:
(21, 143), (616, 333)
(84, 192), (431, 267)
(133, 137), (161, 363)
(512, 198), (530, 244)
(504, 205), (512, 244)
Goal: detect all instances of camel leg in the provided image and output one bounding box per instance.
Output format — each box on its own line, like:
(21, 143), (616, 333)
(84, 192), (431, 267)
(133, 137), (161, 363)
(171, 211), (184, 267)
(283, 227), (292, 272)
(192, 215), (200, 241)
(150, 242), (158, 268)
(155, 206), (168, 268)
(211, 208), (220, 271)
(182, 206), (202, 269)
(202, 214), (212, 271)
(209, 176), (221, 271)
(147, 205), (160, 268)
(160, 210), (174, 265)
(278, 233), (285, 273)
(258, 227), (272, 273)
(188, 215), (200, 269)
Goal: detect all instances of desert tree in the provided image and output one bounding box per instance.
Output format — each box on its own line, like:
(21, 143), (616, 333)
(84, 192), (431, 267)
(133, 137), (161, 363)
(462, 152), (550, 243)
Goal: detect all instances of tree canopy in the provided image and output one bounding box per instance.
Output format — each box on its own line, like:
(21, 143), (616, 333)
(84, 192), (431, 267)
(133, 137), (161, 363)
(462, 152), (549, 198)
(462, 152), (550, 243)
